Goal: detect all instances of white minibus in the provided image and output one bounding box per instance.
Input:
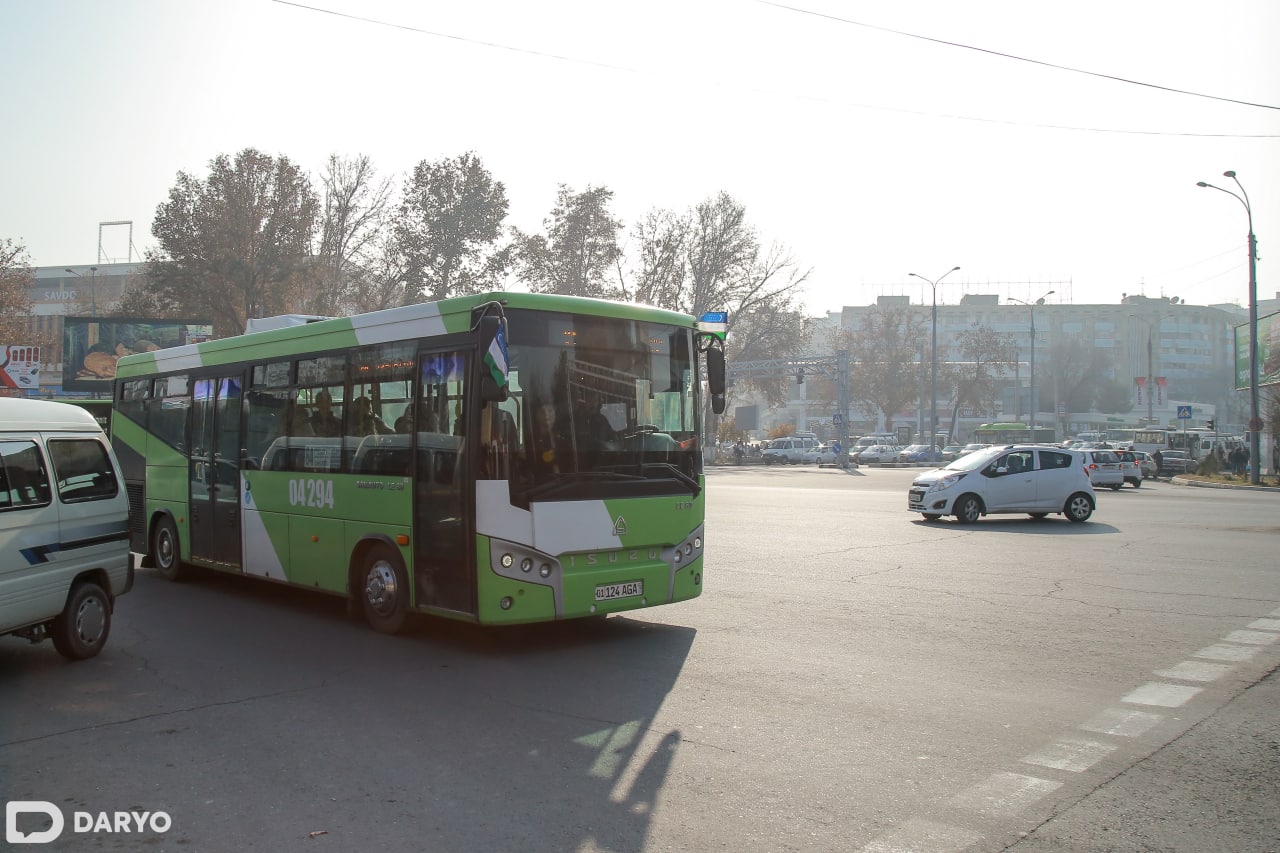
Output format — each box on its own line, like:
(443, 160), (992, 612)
(1, 398), (133, 659)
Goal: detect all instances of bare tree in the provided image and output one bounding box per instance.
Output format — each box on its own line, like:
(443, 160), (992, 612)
(626, 208), (687, 307)
(0, 238), (36, 345)
(624, 192), (810, 407)
(1045, 337), (1119, 414)
(310, 154), (398, 315)
(395, 152), (510, 302)
(838, 304), (928, 432)
(515, 184), (623, 299)
(942, 324), (1018, 431)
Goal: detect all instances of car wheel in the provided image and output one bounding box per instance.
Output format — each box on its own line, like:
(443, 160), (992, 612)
(1109, 483), (1122, 491)
(360, 544), (409, 635)
(954, 495), (982, 524)
(51, 582), (111, 660)
(152, 515), (189, 582)
(1130, 478), (1142, 488)
(1065, 492), (1093, 523)
(921, 513), (942, 521)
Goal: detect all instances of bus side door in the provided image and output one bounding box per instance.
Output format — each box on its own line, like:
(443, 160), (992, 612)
(411, 349), (473, 613)
(189, 373), (244, 568)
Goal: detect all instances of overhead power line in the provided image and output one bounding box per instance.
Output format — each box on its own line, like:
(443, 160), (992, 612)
(272, 0), (1280, 137)
(759, 0), (1280, 111)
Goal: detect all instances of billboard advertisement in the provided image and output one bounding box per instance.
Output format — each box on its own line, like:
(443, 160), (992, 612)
(1, 345), (41, 393)
(62, 317), (213, 393)
(1234, 310), (1280, 391)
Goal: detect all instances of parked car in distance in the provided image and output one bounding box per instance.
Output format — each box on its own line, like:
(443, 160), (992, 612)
(896, 444), (935, 465)
(940, 444), (966, 462)
(1157, 449), (1195, 476)
(803, 442), (841, 465)
(1080, 449), (1125, 490)
(1126, 450), (1158, 479)
(908, 444), (1095, 523)
(1115, 450), (1150, 486)
(853, 433), (898, 451)
(762, 435), (815, 464)
(856, 444), (900, 464)
(960, 443), (990, 456)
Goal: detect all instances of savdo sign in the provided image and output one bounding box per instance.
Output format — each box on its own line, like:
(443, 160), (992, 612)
(6, 801), (171, 844)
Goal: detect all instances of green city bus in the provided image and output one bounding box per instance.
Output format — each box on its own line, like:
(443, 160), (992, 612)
(111, 293), (726, 632)
(972, 423), (1057, 445)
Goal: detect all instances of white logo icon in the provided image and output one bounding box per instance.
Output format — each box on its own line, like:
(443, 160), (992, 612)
(6, 802), (64, 844)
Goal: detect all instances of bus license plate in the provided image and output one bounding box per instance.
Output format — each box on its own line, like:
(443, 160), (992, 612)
(595, 581), (643, 601)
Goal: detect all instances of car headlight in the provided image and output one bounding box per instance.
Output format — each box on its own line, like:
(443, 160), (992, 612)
(928, 473), (963, 492)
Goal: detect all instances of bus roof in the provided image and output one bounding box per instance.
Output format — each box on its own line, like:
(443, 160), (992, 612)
(116, 292), (696, 379)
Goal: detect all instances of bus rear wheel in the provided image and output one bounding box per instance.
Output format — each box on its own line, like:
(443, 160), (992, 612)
(360, 546), (409, 635)
(152, 516), (190, 582)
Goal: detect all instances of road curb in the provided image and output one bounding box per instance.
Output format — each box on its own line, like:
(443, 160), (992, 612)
(1169, 476), (1280, 493)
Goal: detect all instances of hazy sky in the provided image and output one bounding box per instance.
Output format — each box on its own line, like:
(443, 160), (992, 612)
(2, 0), (1277, 315)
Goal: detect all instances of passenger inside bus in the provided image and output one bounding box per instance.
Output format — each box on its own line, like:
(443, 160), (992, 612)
(310, 389), (341, 437)
(350, 395), (392, 436)
(395, 402), (437, 434)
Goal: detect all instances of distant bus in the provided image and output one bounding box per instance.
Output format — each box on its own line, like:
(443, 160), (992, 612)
(112, 292), (727, 632)
(973, 423), (1056, 445)
(1167, 428), (1237, 460)
(1104, 428), (1137, 446)
(1107, 428), (1173, 454)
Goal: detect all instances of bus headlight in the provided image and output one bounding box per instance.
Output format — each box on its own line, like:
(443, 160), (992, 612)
(520, 557), (533, 573)
(500, 553), (514, 568)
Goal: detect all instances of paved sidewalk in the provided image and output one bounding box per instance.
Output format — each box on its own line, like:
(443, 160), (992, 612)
(1009, 666), (1280, 852)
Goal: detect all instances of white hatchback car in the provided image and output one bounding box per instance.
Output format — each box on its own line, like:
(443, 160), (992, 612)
(1080, 449), (1125, 491)
(802, 443), (841, 465)
(908, 444), (1095, 523)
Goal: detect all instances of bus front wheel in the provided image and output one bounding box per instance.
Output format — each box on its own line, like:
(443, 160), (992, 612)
(360, 546), (409, 635)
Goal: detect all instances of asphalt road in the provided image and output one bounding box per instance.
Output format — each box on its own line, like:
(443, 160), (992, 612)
(2, 465), (1277, 852)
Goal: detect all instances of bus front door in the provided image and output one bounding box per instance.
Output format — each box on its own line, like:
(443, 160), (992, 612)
(189, 374), (244, 569)
(411, 349), (474, 614)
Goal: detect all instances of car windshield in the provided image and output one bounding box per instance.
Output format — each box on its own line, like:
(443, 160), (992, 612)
(944, 446), (1004, 472)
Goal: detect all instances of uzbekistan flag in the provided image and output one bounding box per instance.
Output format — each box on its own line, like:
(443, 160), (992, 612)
(485, 323), (509, 388)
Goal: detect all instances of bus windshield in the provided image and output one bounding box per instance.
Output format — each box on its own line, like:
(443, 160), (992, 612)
(498, 308), (699, 503)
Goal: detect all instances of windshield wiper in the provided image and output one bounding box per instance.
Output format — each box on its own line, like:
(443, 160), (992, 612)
(640, 462), (700, 496)
(522, 470), (645, 501)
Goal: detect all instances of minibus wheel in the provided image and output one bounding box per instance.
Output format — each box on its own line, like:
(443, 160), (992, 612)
(51, 582), (111, 660)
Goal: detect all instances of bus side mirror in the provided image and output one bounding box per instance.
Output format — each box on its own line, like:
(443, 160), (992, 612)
(705, 346), (726, 415)
(477, 314), (509, 404)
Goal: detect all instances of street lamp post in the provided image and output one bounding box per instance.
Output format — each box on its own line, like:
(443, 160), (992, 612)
(1008, 290), (1055, 434)
(65, 266), (99, 316)
(1197, 171), (1260, 485)
(909, 266), (960, 463)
